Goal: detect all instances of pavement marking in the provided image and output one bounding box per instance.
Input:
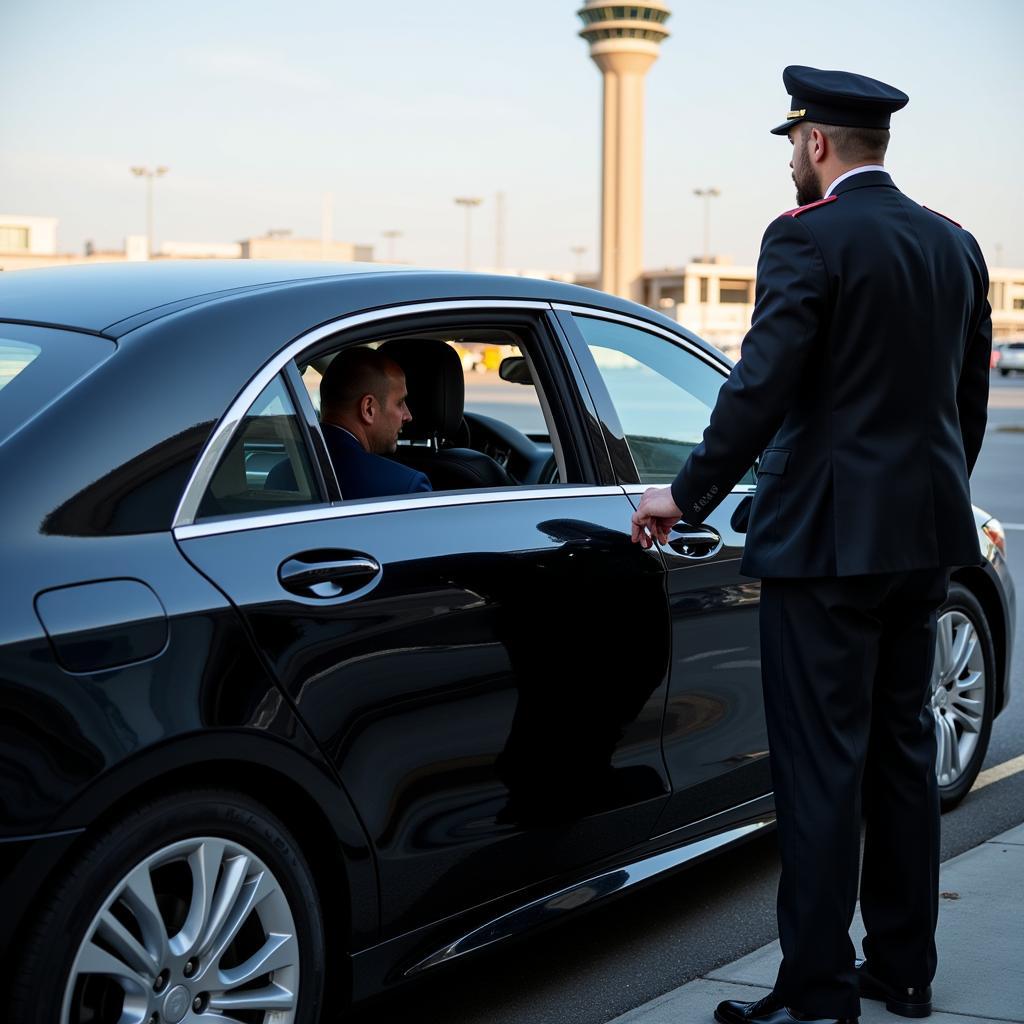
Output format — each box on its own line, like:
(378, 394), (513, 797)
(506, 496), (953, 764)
(1000, 523), (1024, 530)
(972, 752), (1024, 793)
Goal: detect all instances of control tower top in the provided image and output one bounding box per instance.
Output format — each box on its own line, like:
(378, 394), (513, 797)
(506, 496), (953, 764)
(577, 2), (672, 61)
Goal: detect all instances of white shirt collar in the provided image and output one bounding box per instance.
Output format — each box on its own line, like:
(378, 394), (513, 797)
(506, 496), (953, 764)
(824, 164), (887, 198)
(331, 423), (365, 448)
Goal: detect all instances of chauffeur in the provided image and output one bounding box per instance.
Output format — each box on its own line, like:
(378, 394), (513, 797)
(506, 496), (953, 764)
(631, 66), (992, 1024)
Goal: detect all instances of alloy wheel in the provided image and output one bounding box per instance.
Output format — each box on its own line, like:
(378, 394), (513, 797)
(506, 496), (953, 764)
(61, 836), (300, 1024)
(930, 609), (986, 790)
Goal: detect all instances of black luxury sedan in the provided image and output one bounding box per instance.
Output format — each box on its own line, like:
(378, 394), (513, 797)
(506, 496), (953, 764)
(0, 262), (1015, 1024)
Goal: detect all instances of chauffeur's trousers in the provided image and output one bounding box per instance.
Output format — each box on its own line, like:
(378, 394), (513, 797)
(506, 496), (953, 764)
(759, 569), (948, 1019)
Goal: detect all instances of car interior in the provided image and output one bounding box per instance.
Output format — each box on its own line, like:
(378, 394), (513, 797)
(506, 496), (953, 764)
(292, 326), (570, 497)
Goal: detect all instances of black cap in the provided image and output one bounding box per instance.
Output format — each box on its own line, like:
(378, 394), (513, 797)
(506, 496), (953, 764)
(770, 65), (909, 135)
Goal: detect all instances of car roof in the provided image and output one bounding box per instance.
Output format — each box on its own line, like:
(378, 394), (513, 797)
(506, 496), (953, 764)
(0, 261), (420, 335)
(0, 261), (718, 361)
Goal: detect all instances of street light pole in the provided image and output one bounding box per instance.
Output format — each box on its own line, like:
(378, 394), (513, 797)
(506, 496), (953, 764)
(131, 166), (169, 258)
(454, 197), (483, 270)
(693, 187), (720, 263)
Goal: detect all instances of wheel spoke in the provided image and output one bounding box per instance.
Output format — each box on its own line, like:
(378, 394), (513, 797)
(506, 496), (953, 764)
(122, 863), (170, 964)
(934, 710), (949, 781)
(949, 704), (981, 733)
(949, 623), (977, 680)
(172, 839), (226, 957)
(200, 869), (276, 976)
(944, 715), (962, 776)
(95, 908), (160, 980)
(195, 853), (250, 959)
(935, 614), (954, 679)
(76, 937), (150, 991)
(208, 982), (296, 1011)
(219, 932), (297, 989)
(955, 670), (984, 694)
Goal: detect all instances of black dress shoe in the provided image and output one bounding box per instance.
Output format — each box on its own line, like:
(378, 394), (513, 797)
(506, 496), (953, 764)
(855, 958), (932, 1018)
(714, 990), (857, 1024)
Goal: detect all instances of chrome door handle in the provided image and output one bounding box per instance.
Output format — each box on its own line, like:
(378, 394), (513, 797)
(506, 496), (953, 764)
(278, 553), (381, 597)
(667, 525), (721, 558)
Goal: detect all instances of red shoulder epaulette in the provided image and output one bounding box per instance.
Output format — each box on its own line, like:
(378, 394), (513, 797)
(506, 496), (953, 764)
(780, 195), (838, 218)
(923, 205), (962, 228)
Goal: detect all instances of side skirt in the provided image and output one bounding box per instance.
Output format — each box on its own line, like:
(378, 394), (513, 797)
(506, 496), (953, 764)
(349, 792), (775, 1001)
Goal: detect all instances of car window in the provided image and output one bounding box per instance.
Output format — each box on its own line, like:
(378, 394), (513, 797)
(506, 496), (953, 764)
(0, 339), (41, 391)
(0, 330), (115, 447)
(301, 341), (549, 436)
(196, 374), (322, 520)
(296, 327), (573, 501)
(573, 315), (756, 486)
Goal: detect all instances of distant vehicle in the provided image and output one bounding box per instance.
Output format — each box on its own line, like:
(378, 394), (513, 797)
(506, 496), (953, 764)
(994, 340), (1024, 375)
(0, 262), (1016, 1024)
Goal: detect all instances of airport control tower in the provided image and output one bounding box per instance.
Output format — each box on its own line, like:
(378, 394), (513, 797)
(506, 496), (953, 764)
(578, 2), (671, 301)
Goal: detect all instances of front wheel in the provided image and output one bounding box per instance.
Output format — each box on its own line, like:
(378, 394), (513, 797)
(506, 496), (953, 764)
(932, 584), (996, 811)
(12, 789), (325, 1024)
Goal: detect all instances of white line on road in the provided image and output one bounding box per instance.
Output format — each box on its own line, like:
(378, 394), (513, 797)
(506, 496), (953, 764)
(1000, 523), (1024, 530)
(972, 752), (1024, 793)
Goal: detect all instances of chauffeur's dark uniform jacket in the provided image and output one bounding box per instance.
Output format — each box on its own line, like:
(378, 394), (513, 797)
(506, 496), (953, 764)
(670, 170), (991, 578)
(669, 171), (992, 1019)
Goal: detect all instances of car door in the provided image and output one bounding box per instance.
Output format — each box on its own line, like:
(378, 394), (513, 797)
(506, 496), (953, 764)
(556, 307), (770, 833)
(174, 301), (673, 942)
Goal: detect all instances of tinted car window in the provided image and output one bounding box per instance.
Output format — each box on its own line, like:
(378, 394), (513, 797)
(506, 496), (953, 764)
(197, 374), (322, 520)
(573, 316), (756, 486)
(0, 329), (114, 446)
(0, 339), (40, 390)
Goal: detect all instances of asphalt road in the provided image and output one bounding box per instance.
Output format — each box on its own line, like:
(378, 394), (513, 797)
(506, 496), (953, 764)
(349, 373), (1024, 1024)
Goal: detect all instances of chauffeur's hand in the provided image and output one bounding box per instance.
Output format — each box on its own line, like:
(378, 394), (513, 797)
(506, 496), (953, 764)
(631, 486), (682, 549)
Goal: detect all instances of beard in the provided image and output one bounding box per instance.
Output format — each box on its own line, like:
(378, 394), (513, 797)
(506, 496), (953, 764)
(792, 144), (823, 207)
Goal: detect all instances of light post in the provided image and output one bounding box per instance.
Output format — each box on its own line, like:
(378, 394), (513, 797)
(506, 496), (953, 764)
(693, 187), (720, 264)
(382, 230), (403, 262)
(454, 197), (483, 270)
(130, 166), (169, 258)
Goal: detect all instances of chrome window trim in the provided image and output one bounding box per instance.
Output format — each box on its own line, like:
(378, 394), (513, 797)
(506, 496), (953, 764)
(173, 485), (627, 540)
(172, 299), (554, 528)
(621, 483), (757, 496)
(551, 302), (732, 375)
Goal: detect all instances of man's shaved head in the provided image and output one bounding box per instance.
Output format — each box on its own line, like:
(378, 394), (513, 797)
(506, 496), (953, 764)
(319, 345), (413, 455)
(320, 346), (399, 414)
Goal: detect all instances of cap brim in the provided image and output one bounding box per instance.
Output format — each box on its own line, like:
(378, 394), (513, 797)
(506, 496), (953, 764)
(770, 117), (804, 135)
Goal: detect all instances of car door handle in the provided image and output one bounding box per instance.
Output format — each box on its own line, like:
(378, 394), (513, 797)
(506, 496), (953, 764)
(278, 553), (382, 597)
(667, 525), (722, 558)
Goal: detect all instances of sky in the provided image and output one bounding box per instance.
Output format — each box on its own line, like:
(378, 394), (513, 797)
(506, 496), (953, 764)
(2, 0), (1022, 273)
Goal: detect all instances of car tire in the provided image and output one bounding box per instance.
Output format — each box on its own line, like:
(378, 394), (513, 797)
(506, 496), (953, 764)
(933, 584), (996, 811)
(999, 368), (1009, 376)
(10, 788), (326, 1024)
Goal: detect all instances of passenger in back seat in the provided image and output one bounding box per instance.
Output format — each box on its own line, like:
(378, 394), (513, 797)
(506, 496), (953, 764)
(317, 346), (432, 500)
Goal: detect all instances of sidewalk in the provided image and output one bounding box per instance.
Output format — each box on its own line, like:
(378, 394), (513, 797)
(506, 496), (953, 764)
(609, 825), (1024, 1024)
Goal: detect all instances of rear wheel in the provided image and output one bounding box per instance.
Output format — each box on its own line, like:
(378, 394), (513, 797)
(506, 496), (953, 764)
(12, 789), (325, 1024)
(932, 584), (996, 810)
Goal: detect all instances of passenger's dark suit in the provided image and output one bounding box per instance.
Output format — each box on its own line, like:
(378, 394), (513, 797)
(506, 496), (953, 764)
(324, 424), (431, 500)
(670, 171), (992, 1018)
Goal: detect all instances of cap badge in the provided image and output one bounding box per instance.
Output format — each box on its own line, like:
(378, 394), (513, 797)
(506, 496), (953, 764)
(786, 109), (807, 120)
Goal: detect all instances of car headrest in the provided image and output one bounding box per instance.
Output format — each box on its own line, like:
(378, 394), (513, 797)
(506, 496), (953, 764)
(378, 339), (464, 441)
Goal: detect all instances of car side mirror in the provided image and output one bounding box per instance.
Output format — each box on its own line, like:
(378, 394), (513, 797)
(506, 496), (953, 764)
(498, 356), (534, 385)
